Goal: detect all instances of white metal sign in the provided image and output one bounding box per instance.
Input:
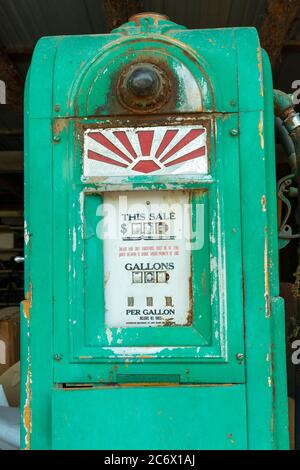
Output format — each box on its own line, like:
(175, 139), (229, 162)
(103, 191), (192, 327)
(84, 125), (207, 177)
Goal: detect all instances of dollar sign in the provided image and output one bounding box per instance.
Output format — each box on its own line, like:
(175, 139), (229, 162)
(121, 223), (127, 235)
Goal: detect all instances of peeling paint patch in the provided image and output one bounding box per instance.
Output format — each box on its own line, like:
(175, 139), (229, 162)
(22, 285), (32, 321)
(103, 346), (167, 356)
(72, 227), (77, 252)
(23, 365), (32, 450)
(216, 195), (227, 358)
(210, 210), (217, 244)
(174, 62), (203, 111)
(257, 47), (264, 97)
(210, 256), (218, 304)
(100, 346), (205, 358)
(264, 235), (270, 318)
(24, 221), (30, 245)
(79, 192), (85, 257)
(208, 38), (217, 46)
(259, 112), (264, 150)
(268, 376), (272, 388)
(105, 328), (113, 345)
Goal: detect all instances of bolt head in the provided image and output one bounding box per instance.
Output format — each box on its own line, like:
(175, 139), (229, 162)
(230, 129), (239, 136)
(127, 66), (160, 98)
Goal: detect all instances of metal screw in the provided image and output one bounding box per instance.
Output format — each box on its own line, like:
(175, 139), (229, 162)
(53, 134), (61, 142)
(230, 99), (236, 107)
(230, 129), (239, 136)
(54, 104), (60, 112)
(54, 354), (62, 361)
(236, 353), (244, 361)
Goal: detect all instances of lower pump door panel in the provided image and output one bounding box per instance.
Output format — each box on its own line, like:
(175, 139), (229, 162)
(52, 384), (247, 450)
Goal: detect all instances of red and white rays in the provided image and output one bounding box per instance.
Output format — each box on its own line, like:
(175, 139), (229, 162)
(84, 125), (207, 176)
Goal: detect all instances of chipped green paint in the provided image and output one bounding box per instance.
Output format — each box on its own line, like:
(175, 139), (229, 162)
(22, 14), (288, 449)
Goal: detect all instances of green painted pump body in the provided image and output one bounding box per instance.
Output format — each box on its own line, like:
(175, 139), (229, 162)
(22, 16), (289, 449)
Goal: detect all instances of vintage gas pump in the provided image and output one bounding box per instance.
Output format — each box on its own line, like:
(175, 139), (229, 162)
(21, 13), (289, 449)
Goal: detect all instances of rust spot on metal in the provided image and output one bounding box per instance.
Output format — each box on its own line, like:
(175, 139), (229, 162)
(259, 0), (300, 69)
(261, 195), (267, 212)
(102, 54), (178, 116)
(103, 0), (143, 32)
(117, 61), (172, 113)
(22, 284), (32, 321)
(53, 118), (69, 144)
(186, 309), (193, 326)
(79, 113), (212, 132)
(23, 365), (32, 450)
(53, 118), (68, 134)
(163, 318), (176, 326)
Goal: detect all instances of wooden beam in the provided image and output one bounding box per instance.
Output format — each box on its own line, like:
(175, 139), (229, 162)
(259, 0), (300, 69)
(0, 128), (23, 136)
(0, 48), (23, 107)
(103, 0), (143, 32)
(283, 39), (300, 51)
(0, 151), (23, 173)
(0, 210), (23, 217)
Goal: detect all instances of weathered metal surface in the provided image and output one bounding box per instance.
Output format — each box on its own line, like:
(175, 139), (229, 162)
(259, 0), (300, 69)
(117, 61), (172, 113)
(103, 0), (144, 32)
(23, 14), (289, 450)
